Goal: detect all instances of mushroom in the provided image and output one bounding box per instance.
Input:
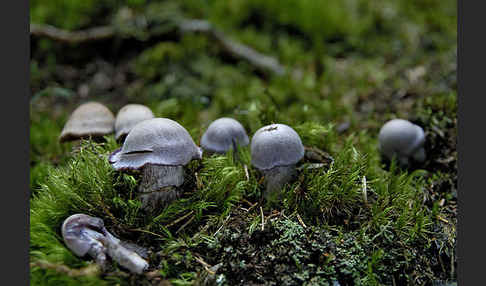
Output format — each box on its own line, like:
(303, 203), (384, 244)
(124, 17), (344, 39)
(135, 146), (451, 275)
(201, 117), (250, 154)
(59, 102), (115, 143)
(61, 214), (148, 274)
(250, 124), (305, 199)
(109, 118), (202, 211)
(378, 119), (426, 166)
(114, 104), (155, 142)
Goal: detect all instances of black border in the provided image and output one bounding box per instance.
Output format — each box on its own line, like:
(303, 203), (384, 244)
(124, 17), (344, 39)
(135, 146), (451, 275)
(1, 0), (30, 284)
(457, 1), (483, 285)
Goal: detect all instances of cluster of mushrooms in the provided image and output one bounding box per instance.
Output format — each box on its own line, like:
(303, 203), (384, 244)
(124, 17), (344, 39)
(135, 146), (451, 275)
(59, 101), (427, 274)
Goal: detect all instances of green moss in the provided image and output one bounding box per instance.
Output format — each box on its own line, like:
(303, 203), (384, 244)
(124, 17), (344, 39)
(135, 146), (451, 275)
(30, 0), (456, 284)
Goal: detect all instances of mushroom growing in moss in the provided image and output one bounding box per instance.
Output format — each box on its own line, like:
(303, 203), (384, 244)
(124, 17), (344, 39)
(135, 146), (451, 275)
(61, 213), (148, 274)
(109, 118), (202, 211)
(251, 124), (304, 200)
(114, 104), (155, 142)
(59, 102), (115, 143)
(378, 119), (426, 167)
(201, 117), (249, 154)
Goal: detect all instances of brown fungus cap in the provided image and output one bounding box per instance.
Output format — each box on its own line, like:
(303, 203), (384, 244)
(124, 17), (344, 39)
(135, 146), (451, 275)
(109, 118), (202, 170)
(251, 123), (305, 170)
(115, 104), (155, 141)
(59, 102), (115, 143)
(201, 117), (250, 153)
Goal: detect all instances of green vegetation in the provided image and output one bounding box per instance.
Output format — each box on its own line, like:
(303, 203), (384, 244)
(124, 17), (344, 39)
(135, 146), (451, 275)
(30, 0), (456, 285)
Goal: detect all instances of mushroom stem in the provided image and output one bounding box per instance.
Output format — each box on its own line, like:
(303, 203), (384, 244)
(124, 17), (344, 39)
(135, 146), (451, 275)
(83, 229), (109, 269)
(99, 227), (148, 274)
(101, 236), (149, 274)
(138, 164), (185, 211)
(262, 165), (297, 200)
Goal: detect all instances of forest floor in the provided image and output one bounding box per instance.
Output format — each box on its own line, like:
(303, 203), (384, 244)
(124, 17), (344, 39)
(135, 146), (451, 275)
(30, 1), (457, 285)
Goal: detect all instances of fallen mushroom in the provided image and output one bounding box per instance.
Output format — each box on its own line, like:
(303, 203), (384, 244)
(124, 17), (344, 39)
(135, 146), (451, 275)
(201, 117), (250, 154)
(109, 118), (202, 211)
(61, 214), (148, 274)
(59, 102), (115, 143)
(114, 104), (155, 142)
(250, 124), (305, 200)
(378, 119), (426, 166)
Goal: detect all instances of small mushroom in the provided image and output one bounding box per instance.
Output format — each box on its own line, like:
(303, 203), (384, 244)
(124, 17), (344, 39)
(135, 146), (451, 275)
(114, 104), (155, 142)
(251, 124), (305, 199)
(109, 118), (202, 211)
(201, 117), (250, 154)
(59, 102), (115, 143)
(61, 214), (148, 274)
(378, 119), (426, 166)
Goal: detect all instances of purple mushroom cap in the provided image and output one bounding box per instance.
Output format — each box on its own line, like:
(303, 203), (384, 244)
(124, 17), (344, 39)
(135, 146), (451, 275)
(251, 124), (305, 170)
(109, 118), (202, 170)
(201, 117), (250, 153)
(61, 214), (106, 257)
(378, 119), (425, 162)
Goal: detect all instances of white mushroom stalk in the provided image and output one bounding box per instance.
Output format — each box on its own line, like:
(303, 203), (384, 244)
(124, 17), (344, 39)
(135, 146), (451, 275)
(378, 119), (426, 167)
(251, 124), (305, 200)
(109, 118), (202, 212)
(61, 214), (149, 274)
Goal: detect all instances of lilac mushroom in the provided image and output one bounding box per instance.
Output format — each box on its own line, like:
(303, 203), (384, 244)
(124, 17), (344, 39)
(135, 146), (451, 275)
(201, 117), (250, 154)
(59, 102), (115, 143)
(114, 104), (155, 142)
(61, 214), (148, 274)
(109, 118), (202, 211)
(378, 119), (426, 166)
(251, 124), (305, 199)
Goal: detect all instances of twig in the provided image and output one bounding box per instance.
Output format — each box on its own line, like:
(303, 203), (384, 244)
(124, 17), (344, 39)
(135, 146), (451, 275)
(30, 260), (100, 277)
(265, 211), (280, 224)
(296, 213), (307, 229)
(128, 228), (165, 239)
(166, 210), (194, 228)
(175, 215), (195, 234)
(242, 199), (258, 213)
(244, 164), (249, 181)
(30, 23), (114, 44)
(213, 213), (231, 236)
(179, 19), (285, 75)
(194, 256), (215, 275)
(30, 17), (286, 75)
(437, 215), (449, 224)
(242, 198), (255, 207)
(260, 206), (265, 231)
